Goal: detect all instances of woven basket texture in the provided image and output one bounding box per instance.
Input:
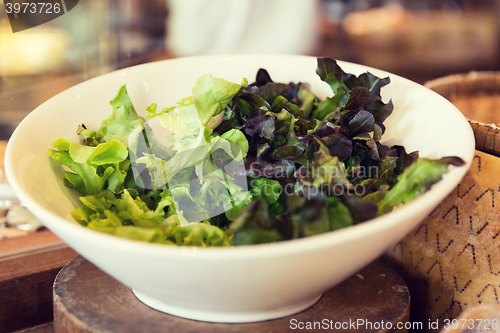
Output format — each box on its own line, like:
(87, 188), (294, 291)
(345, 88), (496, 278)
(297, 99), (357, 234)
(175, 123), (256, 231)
(425, 72), (500, 156)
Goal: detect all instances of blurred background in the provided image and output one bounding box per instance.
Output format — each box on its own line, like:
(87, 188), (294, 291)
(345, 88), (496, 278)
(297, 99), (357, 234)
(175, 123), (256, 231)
(0, 0), (499, 141)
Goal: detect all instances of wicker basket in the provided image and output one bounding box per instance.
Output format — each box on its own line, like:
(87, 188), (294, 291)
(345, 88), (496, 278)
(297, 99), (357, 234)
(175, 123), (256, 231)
(382, 72), (500, 332)
(425, 72), (500, 156)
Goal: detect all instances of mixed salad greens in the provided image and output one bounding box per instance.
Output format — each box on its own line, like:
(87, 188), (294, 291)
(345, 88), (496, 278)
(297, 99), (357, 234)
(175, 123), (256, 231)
(49, 57), (464, 246)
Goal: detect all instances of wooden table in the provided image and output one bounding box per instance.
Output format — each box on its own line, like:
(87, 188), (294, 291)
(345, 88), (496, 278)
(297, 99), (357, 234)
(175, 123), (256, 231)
(53, 257), (410, 333)
(0, 140), (78, 332)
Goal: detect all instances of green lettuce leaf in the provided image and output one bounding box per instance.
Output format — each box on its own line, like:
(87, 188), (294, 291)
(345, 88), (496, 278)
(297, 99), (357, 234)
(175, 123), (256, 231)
(161, 216), (232, 246)
(220, 129), (249, 158)
(377, 156), (465, 214)
(309, 140), (353, 191)
(230, 199), (282, 245)
(326, 196), (353, 230)
(193, 74), (247, 126)
(50, 58), (465, 248)
(96, 85), (146, 145)
(287, 191), (330, 237)
(249, 177), (282, 205)
(49, 138), (129, 195)
(71, 188), (232, 246)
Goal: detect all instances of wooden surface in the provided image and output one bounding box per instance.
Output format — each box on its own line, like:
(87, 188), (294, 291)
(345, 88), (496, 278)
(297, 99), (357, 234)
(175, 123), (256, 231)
(0, 245), (78, 333)
(14, 322), (54, 333)
(1, 140), (79, 332)
(53, 257), (410, 333)
(0, 229), (65, 257)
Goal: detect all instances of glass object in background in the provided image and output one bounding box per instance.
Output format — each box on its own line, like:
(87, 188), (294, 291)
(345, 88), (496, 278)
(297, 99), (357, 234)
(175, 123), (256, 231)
(0, 0), (168, 141)
(344, 0), (500, 82)
(319, 0), (500, 83)
(165, 0), (319, 56)
(0, 0), (169, 241)
(0, 0), (114, 140)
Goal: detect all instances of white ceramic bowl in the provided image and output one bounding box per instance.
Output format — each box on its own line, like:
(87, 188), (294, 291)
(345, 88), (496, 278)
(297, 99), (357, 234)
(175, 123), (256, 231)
(5, 55), (474, 323)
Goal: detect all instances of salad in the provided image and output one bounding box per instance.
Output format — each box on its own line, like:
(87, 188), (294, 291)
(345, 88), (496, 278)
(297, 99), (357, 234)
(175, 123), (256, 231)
(49, 57), (463, 246)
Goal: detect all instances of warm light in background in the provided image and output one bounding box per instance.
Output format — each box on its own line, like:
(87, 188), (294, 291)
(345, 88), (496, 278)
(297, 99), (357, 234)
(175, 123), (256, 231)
(0, 0), (499, 141)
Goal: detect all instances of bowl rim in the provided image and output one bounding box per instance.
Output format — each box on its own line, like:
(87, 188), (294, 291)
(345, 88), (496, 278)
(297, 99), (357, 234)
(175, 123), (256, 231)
(5, 54), (475, 258)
